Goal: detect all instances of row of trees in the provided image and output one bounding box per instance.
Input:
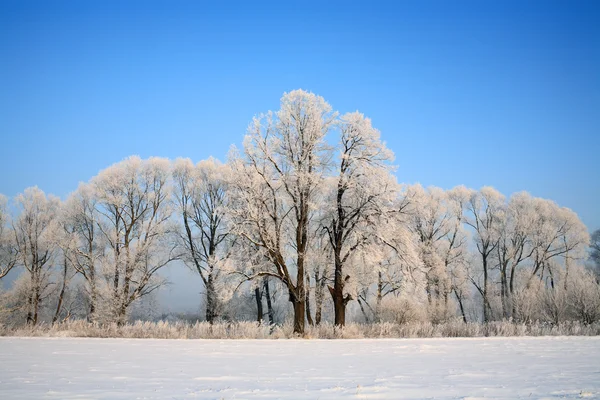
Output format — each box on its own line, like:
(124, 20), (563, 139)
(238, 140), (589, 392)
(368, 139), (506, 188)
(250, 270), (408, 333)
(1, 90), (598, 334)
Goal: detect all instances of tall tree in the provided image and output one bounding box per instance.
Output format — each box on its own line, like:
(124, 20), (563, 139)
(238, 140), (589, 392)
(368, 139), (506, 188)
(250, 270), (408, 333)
(591, 229), (600, 278)
(12, 187), (60, 325)
(323, 111), (397, 326)
(173, 157), (232, 323)
(495, 192), (536, 318)
(62, 183), (105, 321)
(93, 156), (178, 324)
(465, 187), (504, 323)
(0, 194), (18, 280)
(229, 89), (335, 334)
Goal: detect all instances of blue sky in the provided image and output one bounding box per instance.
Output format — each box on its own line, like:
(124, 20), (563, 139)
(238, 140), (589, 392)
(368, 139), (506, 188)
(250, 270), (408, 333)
(1, 0), (599, 231)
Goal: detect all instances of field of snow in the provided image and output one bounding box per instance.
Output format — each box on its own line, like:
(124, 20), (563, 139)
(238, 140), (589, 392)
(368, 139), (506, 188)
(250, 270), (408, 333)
(1, 337), (599, 399)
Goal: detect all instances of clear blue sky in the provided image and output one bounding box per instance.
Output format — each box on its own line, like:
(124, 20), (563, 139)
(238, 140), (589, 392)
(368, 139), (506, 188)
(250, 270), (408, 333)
(1, 0), (599, 231)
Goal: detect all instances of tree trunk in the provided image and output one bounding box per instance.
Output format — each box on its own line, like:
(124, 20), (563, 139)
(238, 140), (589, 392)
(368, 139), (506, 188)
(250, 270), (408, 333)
(292, 294), (305, 335)
(294, 240), (306, 334)
(482, 256), (489, 323)
(264, 278), (274, 326)
(32, 269), (41, 326)
(305, 274), (314, 326)
(376, 271), (384, 321)
(454, 289), (467, 323)
(357, 298), (370, 323)
(314, 270), (325, 325)
(53, 257), (69, 324)
(500, 264), (508, 319)
(26, 270), (35, 324)
(89, 279), (97, 323)
(254, 286), (263, 323)
(509, 264), (517, 318)
(205, 274), (217, 324)
(331, 256), (350, 326)
(117, 303), (128, 326)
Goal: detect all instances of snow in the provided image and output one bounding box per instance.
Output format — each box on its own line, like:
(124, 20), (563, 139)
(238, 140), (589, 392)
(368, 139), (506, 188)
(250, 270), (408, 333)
(1, 337), (599, 399)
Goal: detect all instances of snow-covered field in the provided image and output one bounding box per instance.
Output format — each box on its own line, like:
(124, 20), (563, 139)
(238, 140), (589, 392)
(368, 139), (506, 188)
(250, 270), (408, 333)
(1, 337), (599, 399)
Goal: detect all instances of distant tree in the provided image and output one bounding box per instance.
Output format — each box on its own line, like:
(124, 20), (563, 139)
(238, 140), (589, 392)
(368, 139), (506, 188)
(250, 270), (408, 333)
(93, 156), (178, 324)
(173, 157), (233, 323)
(591, 229), (600, 278)
(495, 192), (536, 319)
(12, 187), (61, 325)
(465, 187), (504, 323)
(62, 183), (105, 322)
(0, 194), (18, 279)
(526, 198), (589, 290)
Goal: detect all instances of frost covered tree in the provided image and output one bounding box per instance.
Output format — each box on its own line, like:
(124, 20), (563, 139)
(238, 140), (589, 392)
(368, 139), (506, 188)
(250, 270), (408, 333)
(406, 185), (453, 304)
(526, 199), (589, 291)
(443, 186), (471, 322)
(93, 156), (178, 324)
(323, 111), (398, 326)
(361, 193), (421, 321)
(11, 187), (61, 325)
(61, 183), (105, 321)
(404, 185), (470, 322)
(228, 89), (336, 334)
(494, 192), (537, 318)
(591, 229), (600, 278)
(0, 194), (18, 280)
(173, 157), (232, 323)
(465, 187), (504, 322)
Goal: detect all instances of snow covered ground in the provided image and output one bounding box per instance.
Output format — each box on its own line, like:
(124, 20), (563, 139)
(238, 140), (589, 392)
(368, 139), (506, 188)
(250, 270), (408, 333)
(1, 337), (599, 399)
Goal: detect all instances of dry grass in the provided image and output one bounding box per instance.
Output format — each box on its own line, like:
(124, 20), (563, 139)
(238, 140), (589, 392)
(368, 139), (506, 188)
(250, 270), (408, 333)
(1, 319), (599, 339)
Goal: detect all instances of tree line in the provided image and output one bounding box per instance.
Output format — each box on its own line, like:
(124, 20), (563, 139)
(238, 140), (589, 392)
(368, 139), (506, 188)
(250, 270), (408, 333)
(1, 90), (599, 335)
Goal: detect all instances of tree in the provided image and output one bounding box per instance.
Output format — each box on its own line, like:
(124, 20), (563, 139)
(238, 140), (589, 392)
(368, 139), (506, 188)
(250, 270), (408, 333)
(323, 111), (398, 326)
(93, 156), (178, 324)
(62, 183), (105, 322)
(406, 185), (452, 305)
(588, 229), (600, 278)
(495, 192), (536, 318)
(465, 187), (504, 322)
(526, 198), (589, 291)
(0, 194), (18, 280)
(404, 185), (470, 322)
(173, 157), (232, 323)
(229, 89), (335, 334)
(12, 187), (61, 325)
